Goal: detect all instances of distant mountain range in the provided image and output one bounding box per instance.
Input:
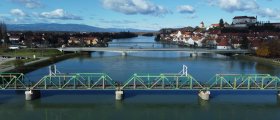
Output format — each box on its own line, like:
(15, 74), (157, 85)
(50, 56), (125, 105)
(7, 23), (155, 32)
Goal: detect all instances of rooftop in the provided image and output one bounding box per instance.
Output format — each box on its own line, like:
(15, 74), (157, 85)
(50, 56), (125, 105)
(233, 16), (256, 19)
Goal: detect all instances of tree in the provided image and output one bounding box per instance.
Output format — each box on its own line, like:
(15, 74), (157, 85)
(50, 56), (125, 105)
(219, 19), (224, 28)
(268, 40), (280, 58)
(13, 60), (25, 67)
(154, 34), (161, 41)
(0, 21), (9, 45)
(256, 45), (270, 57)
(240, 36), (249, 49)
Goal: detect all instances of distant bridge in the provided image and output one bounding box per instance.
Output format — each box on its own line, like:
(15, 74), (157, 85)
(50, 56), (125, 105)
(58, 47), (251, 54)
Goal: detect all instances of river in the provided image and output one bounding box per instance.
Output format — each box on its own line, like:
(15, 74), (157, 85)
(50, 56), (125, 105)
(1, 36), (280, 120)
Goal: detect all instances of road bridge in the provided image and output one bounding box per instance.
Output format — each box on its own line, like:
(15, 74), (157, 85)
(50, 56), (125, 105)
(58, 47), (251, 56)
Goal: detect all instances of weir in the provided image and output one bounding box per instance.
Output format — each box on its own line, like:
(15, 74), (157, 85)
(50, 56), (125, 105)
(0, 65), (280, 101)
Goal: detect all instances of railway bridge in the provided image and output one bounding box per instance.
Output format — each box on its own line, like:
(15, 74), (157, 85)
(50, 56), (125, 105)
(1, 65), (279, 101)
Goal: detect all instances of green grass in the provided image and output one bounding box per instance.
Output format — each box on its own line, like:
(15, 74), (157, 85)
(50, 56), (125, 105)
(0, 48), (62, 57)
(1, 58), (40, 66)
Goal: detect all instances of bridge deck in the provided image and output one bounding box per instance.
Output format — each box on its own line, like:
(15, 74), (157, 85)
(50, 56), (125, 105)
(0, 73), (279, 91)
(59, 47), (251, 54)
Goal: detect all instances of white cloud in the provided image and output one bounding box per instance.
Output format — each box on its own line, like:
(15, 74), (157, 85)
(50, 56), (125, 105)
(211, 0), (259, 12)
(257, 8), (280, 20)
(186, 14), (198, 19)
(99, 19), (137, 24)
(102, 0), (170, 16)
(10, 0), (42, 9)
(10, 9), (27, 17)
(177, 5), (195, 14)
(39, 9), (83, 20)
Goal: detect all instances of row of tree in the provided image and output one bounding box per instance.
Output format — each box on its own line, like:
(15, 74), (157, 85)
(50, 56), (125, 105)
(0, 21), (9, 45)
(7, 31), (138, 48)
(256, 40), (280, 58)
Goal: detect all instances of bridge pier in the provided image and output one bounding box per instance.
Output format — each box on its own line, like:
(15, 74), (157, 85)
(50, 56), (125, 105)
(115, 87), (124, 100)
(190, 53), (198, 57)
(115, 90), (123, 100)
(198, 90), (210, 101)
(25, 90), (41, 101)
(122, 52), (127, 56)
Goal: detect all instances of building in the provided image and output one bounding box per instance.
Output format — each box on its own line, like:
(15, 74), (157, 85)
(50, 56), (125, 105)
(233, 16), (257, 25)
(210, 24), (220, 28)
(271, 23), (280, 28)
(217, 39), (231, 50)
(231, 39), (242, 49)
(82, 37), (98, 45)
(200, 21), (205, 28)
(9, 36), (20, 44)
(172, 31), (187, 43)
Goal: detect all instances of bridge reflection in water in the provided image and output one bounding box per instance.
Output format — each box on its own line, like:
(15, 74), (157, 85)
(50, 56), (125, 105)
(0, 65), (279, 101)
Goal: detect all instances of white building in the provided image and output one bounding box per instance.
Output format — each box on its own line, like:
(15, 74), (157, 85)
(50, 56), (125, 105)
(187, 38), (195, 45)
(217, 39), (231, 50)
(172, 31), (187, 43)
(233, 16), (257, 25)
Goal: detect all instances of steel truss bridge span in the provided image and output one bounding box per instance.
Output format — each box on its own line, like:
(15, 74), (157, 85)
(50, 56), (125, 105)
(1, 73), (279, 91)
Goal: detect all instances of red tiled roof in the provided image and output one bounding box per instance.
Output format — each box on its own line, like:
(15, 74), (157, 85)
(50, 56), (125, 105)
(251, 40), (261, 47)
(211, 24), (220, 27)
(218, 39), (229, 46)
(233, 16), (256, 19)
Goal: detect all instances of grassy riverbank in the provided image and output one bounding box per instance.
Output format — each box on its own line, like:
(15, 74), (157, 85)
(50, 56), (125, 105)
(5, 53), (83, 73)
(0, 48), (63, 70)
(0, 48), (62, 57)
(0, 48), (86, 73)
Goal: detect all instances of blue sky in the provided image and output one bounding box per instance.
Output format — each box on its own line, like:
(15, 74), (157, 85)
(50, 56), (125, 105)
(0, 0), (280, 30)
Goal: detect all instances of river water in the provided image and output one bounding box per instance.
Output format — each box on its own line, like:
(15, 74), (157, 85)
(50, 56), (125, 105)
(1, 36), (280, 120)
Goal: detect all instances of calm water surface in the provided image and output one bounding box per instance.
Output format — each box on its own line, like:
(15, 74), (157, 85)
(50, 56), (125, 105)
(1, 36), (280, 120)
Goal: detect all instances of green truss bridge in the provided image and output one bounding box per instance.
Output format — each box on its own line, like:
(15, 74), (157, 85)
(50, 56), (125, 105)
(0, 65), (279, 101)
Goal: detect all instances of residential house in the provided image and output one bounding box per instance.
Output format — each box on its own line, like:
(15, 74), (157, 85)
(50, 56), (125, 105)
(217, 38), (231, 49)
(231, 39), (242, 49)
(9, 36), (20, 44)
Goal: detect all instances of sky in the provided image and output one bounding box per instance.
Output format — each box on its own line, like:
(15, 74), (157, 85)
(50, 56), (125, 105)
(0, 0), (280, 30)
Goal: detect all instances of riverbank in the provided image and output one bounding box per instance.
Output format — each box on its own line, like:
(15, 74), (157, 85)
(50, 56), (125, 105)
(237, 55), (280, 66)
(1, 52), (83, 73)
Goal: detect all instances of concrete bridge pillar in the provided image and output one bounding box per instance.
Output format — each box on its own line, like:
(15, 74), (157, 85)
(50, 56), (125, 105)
(122, 52), (127, 56)
(25, 90), (41, 101)
(190, 53), (198, 57)
(115, 90), (123, 100)
(115, 86), (124, 100)
(198, 90), (210, 101)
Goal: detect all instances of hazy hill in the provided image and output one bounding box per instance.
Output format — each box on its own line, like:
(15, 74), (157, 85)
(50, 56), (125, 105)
(7, 23), (155, 32)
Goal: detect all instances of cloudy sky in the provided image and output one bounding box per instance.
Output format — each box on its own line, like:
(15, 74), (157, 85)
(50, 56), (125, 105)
(0, 0), (279, 30)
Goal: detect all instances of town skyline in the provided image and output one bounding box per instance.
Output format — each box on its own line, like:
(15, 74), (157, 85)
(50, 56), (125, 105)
(0, 0), (280, 30)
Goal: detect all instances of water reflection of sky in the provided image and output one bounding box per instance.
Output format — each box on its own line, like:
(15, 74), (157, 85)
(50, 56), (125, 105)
(26, 36), (280, 82)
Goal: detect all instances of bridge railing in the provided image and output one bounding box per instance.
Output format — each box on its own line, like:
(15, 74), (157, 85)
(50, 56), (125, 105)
(0, 73), (28, 90)
(205, 74), (280, 90)
(121, 73), (204, 90)
(31, 73), (116, 90)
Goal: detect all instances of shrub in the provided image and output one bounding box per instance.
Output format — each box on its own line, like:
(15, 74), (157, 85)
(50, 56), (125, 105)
(13, 60), (25, 67)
